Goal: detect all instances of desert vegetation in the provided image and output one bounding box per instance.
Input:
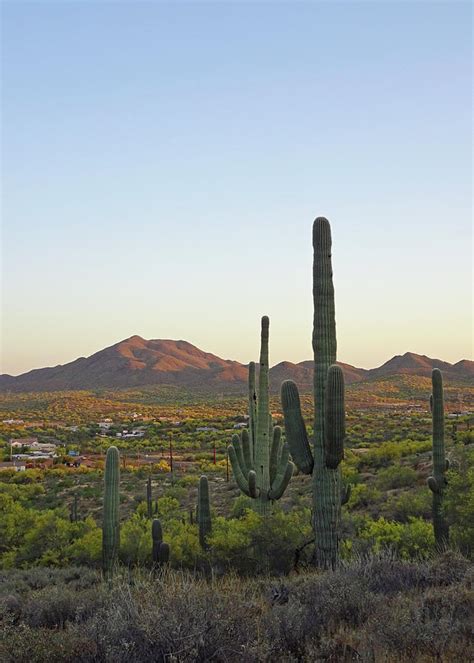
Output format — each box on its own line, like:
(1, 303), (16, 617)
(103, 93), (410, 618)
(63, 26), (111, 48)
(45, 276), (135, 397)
(0, 218), (472, 661)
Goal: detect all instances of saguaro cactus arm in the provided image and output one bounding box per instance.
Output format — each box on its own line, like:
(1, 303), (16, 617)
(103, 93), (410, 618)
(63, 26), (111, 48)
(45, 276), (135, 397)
(228, 435), (259, 498)
(341, 483), (351, 505)
(241, 429), (254, 473)
(281, 380), (314, 474)
(248, 361), (257, 456)
(268, 443), (294, 499)
(269, 426), (282, 486)
(324, 365), (345, 469)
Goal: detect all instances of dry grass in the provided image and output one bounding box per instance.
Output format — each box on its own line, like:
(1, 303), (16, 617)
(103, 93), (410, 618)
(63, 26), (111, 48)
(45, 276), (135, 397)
(0, 552), (473, 662)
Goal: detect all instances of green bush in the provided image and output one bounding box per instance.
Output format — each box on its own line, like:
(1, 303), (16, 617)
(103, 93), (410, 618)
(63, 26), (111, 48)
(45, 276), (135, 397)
(376, 465), (418, 490)
(383, 489), (431, 522)
(347, 483), (382, 510)
(357, 516), (435, 559)
(443, 446), (474, 557)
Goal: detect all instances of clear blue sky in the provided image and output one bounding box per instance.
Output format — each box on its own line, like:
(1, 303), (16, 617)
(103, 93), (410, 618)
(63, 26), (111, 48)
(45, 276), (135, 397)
(1, 1), (472, 375)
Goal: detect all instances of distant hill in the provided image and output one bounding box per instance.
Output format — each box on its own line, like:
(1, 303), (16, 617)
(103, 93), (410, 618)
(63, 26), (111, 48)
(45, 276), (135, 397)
(0, 336), (472, 393)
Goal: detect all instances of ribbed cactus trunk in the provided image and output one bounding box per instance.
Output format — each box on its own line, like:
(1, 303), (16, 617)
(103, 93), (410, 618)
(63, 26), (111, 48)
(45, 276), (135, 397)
(427, 369), (449, 547)
(312, 219), (341, 568)
(198, 475), (212, 549)
(248, 361), (257, 458)
(146, 476), (152, 518)
(255, 316), (271, 516)
(281, 218), (349, 568)
(102, 446), (120, 579)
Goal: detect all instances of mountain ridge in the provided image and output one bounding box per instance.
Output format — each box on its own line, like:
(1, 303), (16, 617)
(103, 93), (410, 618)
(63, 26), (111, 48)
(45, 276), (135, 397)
(0, 336), (472, 392)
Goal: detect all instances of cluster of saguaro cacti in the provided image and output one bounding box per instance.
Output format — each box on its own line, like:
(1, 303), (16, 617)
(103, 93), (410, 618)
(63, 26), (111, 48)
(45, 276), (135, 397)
(228, 316), (294, 516)
(102, 446), (120, 578)
(151, 518), (170, 565)
(427, 368), (450, 547)
(197, 475), (212, 549)
(281, 218), (349, 568)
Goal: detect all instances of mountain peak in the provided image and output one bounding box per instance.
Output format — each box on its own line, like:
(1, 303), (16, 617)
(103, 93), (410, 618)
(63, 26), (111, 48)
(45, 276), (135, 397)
(0, 340), (471, 392)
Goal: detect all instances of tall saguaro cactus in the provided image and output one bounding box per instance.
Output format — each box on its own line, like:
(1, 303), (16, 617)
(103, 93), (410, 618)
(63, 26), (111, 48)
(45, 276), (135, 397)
(197, 475), (212, 549)
(228, 316), (293, 516)
(281, 218), (347, 568)
(102, 446), (120, 578)
(427, 368), (449, 547)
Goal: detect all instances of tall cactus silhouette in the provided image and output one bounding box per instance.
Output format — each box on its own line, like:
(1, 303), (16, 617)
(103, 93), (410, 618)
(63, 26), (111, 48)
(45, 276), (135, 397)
(427, 368), (449, 546)
(228, 316), (293, 516)
(69, 494), (79, 523)
(151, 518), (170, 566)
(102, 446), (120, 578)
(281, 218), (347, 568)
(146, 476), (152, 518)
(197, 475), (212, 549)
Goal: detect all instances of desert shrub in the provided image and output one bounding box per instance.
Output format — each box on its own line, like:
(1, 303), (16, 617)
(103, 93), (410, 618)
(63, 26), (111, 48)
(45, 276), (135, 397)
(22, 585), (102, 628)
(120, 513), (153, 566)
(383, 488), (431, 521)
(357, 516), (435, 559)
(376, 464), (418, 490)
(342, 551), (431, 594)
(0, 559), (473, 662)
(165, 520), (200, 567)
(359, 439), (431, 469)
(347, 483), (382, 509)
(82, 570), (263, 662)
(162, 484), (187, 503)
(65, 518), (102, 567)
(266, 570), (379, 659)
(363, 584), (474, 661)
(0, 567), (99, 595)
(230, 495), (254, 518)
(428, 550), (472, 586)
(209, 508), (312, 575)
(443, 446), (474, 557)
(155, 496), (181, 519)
(0, 623), (97, 663)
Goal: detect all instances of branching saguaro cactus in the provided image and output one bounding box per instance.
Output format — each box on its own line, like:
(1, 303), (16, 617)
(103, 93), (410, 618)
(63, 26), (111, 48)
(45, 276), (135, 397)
(427, 368), (449, 547)
(197, 475), (212, 549)
(228, 316), (293, 516)
(281, 218), (348, 568)
(102, 446), (120, 578)
(151, 519), (170, 566)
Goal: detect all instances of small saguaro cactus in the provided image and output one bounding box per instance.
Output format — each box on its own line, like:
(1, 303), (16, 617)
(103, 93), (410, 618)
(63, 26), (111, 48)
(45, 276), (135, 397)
(102, 446), (120, 578)
(228, 316), (293, 516)
(281, 217), (349, 568)
(427, 368), (449, 547)
(69, 494), (79, 523)
(146, 476), (152, 518)
(197, 475), (212, 549)
(151, 518), (170, 566)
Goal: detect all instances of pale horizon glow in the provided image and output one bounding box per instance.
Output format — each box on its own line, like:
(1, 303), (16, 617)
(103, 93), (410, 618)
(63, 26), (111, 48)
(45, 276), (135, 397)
(1, 2), (472, 377)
